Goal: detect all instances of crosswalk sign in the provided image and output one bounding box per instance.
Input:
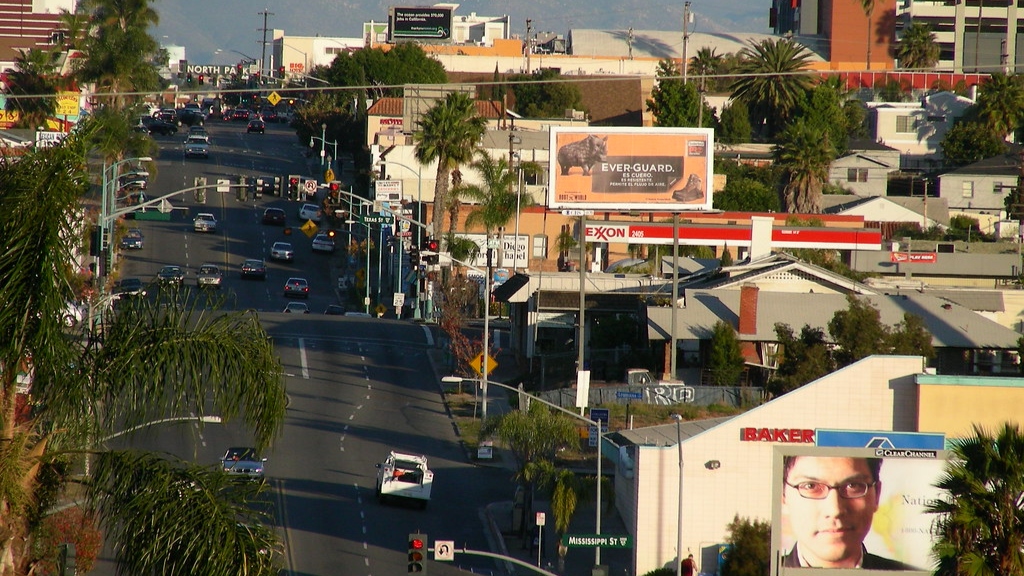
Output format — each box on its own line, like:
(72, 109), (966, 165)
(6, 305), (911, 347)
(300, 219), (318, 238)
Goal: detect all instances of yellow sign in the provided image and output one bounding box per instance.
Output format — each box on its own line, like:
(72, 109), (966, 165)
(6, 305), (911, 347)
(55, 92), (80, 117)
(469, 353), (499, 377)
(324, 168), (335, 182)
(300, 219), (318, 238)
(267, 91), (281, 106)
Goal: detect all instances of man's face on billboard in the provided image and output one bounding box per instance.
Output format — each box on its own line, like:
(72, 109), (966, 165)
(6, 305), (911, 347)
(783, 457), (880, 568)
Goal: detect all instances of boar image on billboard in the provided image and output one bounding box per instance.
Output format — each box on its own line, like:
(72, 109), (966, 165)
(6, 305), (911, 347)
(771, 446), (947, 576)
(547, 127), (713, 211)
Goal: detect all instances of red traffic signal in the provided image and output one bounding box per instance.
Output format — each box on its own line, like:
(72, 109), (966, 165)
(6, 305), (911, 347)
(408, 534), (426, 573)
(426, 239), (439, 252)
(198, 74), (204, 85)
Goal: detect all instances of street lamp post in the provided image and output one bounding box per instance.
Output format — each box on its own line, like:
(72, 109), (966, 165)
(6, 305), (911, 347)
(376, 159), (424, 317)
(98, 156), (152, 294)
(345, 217), (374, 315)
(671, 413), (684, 576)
(310, 125), (338, 177)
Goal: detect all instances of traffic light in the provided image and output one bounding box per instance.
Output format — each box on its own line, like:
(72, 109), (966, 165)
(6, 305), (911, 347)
(288, 98), (295, 105)
(278, 65), (285, 78)
(409, 246), (421, 267)
(288, 175), (300, 200)
(327, 229), (336, 238)
(424, 238), (440, 265)
(198, 74), (204, 85)
(273, 175), (282, 195)
(236, 63), (243, 75)
(408, 533), (426, 573)
(186, 73), (193, 84)
(329, 181), (341, 202)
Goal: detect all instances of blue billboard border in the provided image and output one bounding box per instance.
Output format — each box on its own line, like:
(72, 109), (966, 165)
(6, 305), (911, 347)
(815, 428), (945, 450)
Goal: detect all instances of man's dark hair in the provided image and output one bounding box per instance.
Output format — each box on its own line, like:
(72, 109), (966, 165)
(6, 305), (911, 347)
(782, 456), (882, 485)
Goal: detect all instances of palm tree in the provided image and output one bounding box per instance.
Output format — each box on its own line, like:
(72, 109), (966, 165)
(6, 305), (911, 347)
(0, 132), (287, 575)
(455, 150), (533, 267)
(413, 92), (488, 242)
(729, 38), (814, 139)
(926, 423), (1024, 576)
(4, 48), (62, 129)
(973, 73), (1024, 140)
(895, 21), (940, 70)
(75, 0), (162, 109)
(772, 118), (835, 213)
(859, 0), (876, 70)
(691, 46), (723, 92)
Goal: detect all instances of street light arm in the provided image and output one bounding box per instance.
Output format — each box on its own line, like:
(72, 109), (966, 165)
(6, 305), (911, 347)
(100, 415), (222, 444)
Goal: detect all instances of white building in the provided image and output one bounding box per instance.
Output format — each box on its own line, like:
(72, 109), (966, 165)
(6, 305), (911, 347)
(868, 91), (974, 170)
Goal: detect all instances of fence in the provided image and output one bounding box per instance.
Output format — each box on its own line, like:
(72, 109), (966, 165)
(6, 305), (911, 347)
(535, 384), (763, 408)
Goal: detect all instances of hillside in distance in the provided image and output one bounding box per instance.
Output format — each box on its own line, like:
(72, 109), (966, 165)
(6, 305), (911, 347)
(151, 0), (769, 65)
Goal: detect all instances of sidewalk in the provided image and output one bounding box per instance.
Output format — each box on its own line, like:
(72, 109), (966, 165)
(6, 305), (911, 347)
(428, 327), (633, 576)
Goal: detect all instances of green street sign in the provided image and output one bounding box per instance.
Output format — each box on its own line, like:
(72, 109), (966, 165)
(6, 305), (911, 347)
(361, 213), (394, 225)
(561, 534), (633, 549)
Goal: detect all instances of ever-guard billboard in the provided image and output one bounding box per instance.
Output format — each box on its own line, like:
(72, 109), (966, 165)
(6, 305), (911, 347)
(389, 6), (453, 41)
(547, 127), (714, 212)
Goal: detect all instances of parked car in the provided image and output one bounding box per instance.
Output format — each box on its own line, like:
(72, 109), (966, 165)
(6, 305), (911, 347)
(240, 258), (267, 280)
(270, 241), (294, 261)
(193, 212), (217, 232)
(311, 232), (336, 253)
(283, 277), (310, 299)
(196, 263), (223, 288)
(283, 302), (310, 313)
(120, 228), (144, 249)
(246, 119), (265, 134)
(261, 207), (286, 226)
(298, 203), (322, 223)
(184, 135), (209, 158)
(221, 447), (266, 479)
(157, 265), (185, 286)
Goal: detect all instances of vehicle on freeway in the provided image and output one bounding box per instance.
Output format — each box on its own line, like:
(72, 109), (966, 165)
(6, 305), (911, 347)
(283, 277), (309, 299)
(298, 203), (322, 223)
(324, 304), (346, 315)
(112, 277), (146, 299)
(221, 447), (266, 479)
(120, 228), (144, 249)
(187, 126), (209, 142)
(344, 311), (373, 318)
(283, 302), (310, 313)
(240, 258), (266, 280)
(311, 232), (335, 253)
(231, 109), (251, 122)
(375, 451), (433, 508)
(220, 107), (234, 121)
(196, 264), (223, 288)
(154, 108), (177, 124)
(184, 135), (209, 158)
(246, 119), (265, 134)
(141, 117), (177, 136)
(269, 241), (293, 262)
(157, 265), (185, 286)
(260, 108), (279, 123)
(261, 207), (286, 226)
(193, 212), (217, 233)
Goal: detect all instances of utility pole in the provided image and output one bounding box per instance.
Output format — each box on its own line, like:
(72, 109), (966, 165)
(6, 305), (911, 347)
(525, 18), (533, 74)
(682, 1), (692, 83)
(258, 9), (274, 78)
(627, 27), (634, 60)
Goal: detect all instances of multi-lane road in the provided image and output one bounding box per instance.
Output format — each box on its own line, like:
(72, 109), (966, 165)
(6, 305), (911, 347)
(98, 117), (514, 576)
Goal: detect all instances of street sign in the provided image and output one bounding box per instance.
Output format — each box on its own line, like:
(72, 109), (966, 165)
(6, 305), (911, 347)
(616, 390), (643, 400)
(561, 534), (633, 549)
(434, 540), (455, 561)
(590, 408), (610, 424)
(300, 220), (318, 238)
(324, 168), (335, 182)
(393, 293), (405, 308)
(561, 209), (595, 216)
(303, 179), (317, 194)
(266, 91), (281, 106)
(468, 352), (499, 376)
(362, 213), (394, 225)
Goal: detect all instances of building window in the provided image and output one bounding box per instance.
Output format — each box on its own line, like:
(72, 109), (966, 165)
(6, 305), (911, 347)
(533, 234), (548, 258)
(847, 168), (868, 182)
(962, 181), (974, 198)
(896, 115), (916, 133)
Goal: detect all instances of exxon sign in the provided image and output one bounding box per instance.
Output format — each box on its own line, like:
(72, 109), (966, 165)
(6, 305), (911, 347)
(585, 225), (628, 242)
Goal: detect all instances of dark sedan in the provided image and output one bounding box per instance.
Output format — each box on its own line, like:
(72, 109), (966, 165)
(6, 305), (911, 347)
(261, 207), (286, 226)
(157, 265), (185, 286)
(247, 119), (265, 134)
(240, 258), (266, 280)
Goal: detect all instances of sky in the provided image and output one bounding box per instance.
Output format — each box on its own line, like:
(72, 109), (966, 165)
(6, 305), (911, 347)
(150, 0), (770, 65)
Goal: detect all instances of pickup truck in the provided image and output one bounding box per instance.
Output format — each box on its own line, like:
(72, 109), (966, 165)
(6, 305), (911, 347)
(375, 451), (433, 508)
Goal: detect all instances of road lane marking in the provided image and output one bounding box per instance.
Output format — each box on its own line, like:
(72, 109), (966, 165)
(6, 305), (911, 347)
(297, 338), (309, 378)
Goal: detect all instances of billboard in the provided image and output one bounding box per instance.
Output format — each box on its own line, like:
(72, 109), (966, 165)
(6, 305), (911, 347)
(547, 127), (714, 211)
(389, 6), (453, 41)
(772, 446), (946, 576)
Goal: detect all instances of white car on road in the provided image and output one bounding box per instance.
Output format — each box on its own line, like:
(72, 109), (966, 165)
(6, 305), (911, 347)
(298, 203), (322, 223)
(193, 212), (217, 233)
(270, 241), (294, 261)
(184, 135), (209, 158)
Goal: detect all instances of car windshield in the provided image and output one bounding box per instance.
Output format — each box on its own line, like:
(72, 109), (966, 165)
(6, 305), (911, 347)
(224, 447), (259, 462)
(199, 266), (218, 273)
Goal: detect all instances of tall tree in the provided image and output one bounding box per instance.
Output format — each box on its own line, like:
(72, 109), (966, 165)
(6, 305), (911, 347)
(322, 43), (446, 100)
(795, 77), (853, 156)
(691, 46), (724, 92)
(973, 73), (1024, 140)
(455, 150), (534, 267)
(941, 120), (1008, 166)
(721, 515), (771, 576)
(730, 38), (814, 139)
(827, 296), (891, 367)
(859, 0), (876, 70)
(927, 423), (1024, 576)
(75, 0), (162, 109)
(718, 99), (753, 144)
(0, 130), (287, 575)
(770, 324), (833, 396)
(4, 48), (62, 129)
(413, 92), (487, 240)
(895, 21), (940, 70)
(707, 321), (746, 386)
(646, 59), (711, 127)
(772, 118), (835, 213)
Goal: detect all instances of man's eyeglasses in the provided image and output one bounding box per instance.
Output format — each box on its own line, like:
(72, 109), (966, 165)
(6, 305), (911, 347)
(785, 480), (876, 499)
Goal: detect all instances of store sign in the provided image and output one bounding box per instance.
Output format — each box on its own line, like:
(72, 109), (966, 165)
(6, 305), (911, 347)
(740, 427), (814, 443)
(890, 251), (937, 264)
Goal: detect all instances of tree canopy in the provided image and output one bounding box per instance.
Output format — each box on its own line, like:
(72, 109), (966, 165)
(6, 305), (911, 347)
(508, 68), (585, 118)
